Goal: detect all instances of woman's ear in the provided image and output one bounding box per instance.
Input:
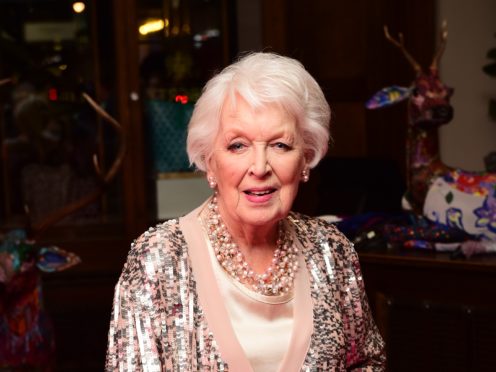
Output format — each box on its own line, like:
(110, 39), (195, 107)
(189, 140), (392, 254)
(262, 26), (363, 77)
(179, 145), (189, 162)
(304, 149), (314, 167)
(205, 153), (214, 174)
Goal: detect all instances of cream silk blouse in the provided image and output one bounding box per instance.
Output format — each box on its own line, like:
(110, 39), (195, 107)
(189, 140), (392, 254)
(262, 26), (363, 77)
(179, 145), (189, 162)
(204, 221), (303, 371)
(182, 204), (314, 371)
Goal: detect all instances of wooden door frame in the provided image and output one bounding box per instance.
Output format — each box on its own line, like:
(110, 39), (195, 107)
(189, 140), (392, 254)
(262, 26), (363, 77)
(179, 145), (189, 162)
(112, 0), (148, 240)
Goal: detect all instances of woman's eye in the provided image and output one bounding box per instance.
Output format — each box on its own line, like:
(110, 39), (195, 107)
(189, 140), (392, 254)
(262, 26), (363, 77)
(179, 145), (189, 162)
(227, 142), (245, 151)
(272, 142), (291, 150)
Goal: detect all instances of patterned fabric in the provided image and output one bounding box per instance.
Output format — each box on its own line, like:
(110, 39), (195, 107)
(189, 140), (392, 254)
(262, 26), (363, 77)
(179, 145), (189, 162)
(0, 230), (81, 368)
(145, 100), (194, 173)
(289, 214), (385, 371)
(365, 85), (411, 109)
(424, 173), (496, 241)
(106, 213), (385, 371)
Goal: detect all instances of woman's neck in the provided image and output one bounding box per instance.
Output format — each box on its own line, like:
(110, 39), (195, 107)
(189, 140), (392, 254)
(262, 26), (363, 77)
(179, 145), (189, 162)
(211, 203), (281, 274)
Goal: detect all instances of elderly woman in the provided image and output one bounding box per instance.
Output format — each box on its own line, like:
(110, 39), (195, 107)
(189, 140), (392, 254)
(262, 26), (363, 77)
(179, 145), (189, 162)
(106, 52), (385, 371)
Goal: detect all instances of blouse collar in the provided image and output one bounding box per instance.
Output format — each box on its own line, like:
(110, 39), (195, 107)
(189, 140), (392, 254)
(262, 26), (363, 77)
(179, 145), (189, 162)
(179, 200), (313, 372)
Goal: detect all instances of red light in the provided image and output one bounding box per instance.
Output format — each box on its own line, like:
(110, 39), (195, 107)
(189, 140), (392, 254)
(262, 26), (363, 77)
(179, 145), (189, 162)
(48, 88), (58, 101)
(175, 94), (188, 104)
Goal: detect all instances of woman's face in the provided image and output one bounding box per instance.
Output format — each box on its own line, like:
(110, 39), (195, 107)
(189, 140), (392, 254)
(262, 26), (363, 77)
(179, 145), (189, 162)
(207, 96), (308, 231)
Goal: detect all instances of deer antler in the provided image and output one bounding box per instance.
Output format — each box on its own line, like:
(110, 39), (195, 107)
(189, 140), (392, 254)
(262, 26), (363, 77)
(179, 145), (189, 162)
(28, 93), (127, 238)
(0, 78), (13, 86)
(384, 25), (422, 74)
(430, 20), (448, 71)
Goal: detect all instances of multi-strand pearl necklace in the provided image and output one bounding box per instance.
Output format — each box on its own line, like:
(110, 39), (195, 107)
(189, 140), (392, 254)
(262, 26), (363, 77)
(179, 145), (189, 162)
(205, 196), (299, 296)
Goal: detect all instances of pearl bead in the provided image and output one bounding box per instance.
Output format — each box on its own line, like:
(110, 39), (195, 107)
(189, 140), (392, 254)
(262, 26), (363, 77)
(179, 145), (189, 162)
(204, 196), (298, 296)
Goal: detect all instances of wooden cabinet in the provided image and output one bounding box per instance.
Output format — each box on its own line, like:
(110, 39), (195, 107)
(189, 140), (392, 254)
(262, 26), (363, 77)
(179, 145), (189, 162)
(359, 249), (496, 372)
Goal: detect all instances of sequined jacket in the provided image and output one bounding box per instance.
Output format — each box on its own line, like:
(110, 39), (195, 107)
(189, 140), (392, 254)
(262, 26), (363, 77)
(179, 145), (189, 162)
(106, 204), (385, 371)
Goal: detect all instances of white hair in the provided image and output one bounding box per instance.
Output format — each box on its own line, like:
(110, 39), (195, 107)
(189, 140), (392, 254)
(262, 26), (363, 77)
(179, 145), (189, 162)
(186, 52), (331, 171)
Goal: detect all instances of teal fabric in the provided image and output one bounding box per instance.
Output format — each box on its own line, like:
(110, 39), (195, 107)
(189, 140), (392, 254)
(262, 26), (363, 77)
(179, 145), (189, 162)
(146, 100), (194, 173)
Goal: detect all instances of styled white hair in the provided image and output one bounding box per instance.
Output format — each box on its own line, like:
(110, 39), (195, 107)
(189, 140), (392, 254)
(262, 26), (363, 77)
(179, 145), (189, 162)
(186, 52), (331, 171)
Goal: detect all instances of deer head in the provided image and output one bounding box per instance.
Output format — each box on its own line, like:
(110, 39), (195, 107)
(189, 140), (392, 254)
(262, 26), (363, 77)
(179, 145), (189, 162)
(365, 22), (457, 213)
(366, 21), (454, 128)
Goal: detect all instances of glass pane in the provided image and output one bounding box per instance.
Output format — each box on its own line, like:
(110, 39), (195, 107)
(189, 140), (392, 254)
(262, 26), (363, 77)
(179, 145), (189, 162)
(0, 1), (123, 233)
(138, 0), (226, 173)
(136, 0), (230, 220)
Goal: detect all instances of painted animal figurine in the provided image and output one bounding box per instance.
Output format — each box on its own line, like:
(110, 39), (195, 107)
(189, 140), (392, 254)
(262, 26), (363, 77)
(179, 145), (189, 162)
(366, 23), (496, 252)
(0, 87), (126, 369)
(0, 230), (80, 368)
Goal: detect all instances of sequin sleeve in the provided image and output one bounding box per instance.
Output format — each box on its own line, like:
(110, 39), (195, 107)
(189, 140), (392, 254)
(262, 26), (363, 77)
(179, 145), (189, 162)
(105, 215), (233, 371)
(106, 271), (142, 371)
(336, 230), (386, 371)
(105, 226), (171, 372)
(290, 213), (386, 371)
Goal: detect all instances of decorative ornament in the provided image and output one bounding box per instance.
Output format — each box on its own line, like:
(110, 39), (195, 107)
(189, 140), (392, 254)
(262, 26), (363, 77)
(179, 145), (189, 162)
(208, 176), (217, 189)
(205, 196), (299, 296)
(302, 169), (310, 183)
(365, 85), (411, 109)
(361, 22), (496, 257)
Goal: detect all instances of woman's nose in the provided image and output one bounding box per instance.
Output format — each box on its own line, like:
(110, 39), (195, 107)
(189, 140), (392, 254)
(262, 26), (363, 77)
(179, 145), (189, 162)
(250, 146), (270, 177)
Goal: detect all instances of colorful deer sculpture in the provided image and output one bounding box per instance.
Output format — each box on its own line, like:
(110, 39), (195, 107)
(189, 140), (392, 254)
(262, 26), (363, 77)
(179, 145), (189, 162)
(366, 23), (496, 252)
(0, 84), (126, 369)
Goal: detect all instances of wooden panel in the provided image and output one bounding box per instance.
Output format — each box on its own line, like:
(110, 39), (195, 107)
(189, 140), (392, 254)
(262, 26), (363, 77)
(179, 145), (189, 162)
(384, 298), (471, 371)
(328, 102), (367, 158)
(287, 0), (369, 80)
(359, 250), (496, 372)
(375, 295), (496, 372)
(472, 310), (496, 370)
(261, 0), (288, 53)
(43, 273), (118, 371)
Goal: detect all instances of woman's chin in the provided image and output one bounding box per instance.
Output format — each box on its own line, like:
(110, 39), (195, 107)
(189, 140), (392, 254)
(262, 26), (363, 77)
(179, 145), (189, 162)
(236, 197), (293, 225)
(236, 208), (288, 229)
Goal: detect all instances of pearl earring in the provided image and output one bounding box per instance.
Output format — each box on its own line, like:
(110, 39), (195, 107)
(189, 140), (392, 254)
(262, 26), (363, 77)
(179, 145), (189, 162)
(302, 169), (309, 183)
(208, 176), (217, 189)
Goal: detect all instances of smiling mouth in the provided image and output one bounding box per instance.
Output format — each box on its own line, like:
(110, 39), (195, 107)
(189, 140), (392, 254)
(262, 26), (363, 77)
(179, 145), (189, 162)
(244, 189), (276, 196)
